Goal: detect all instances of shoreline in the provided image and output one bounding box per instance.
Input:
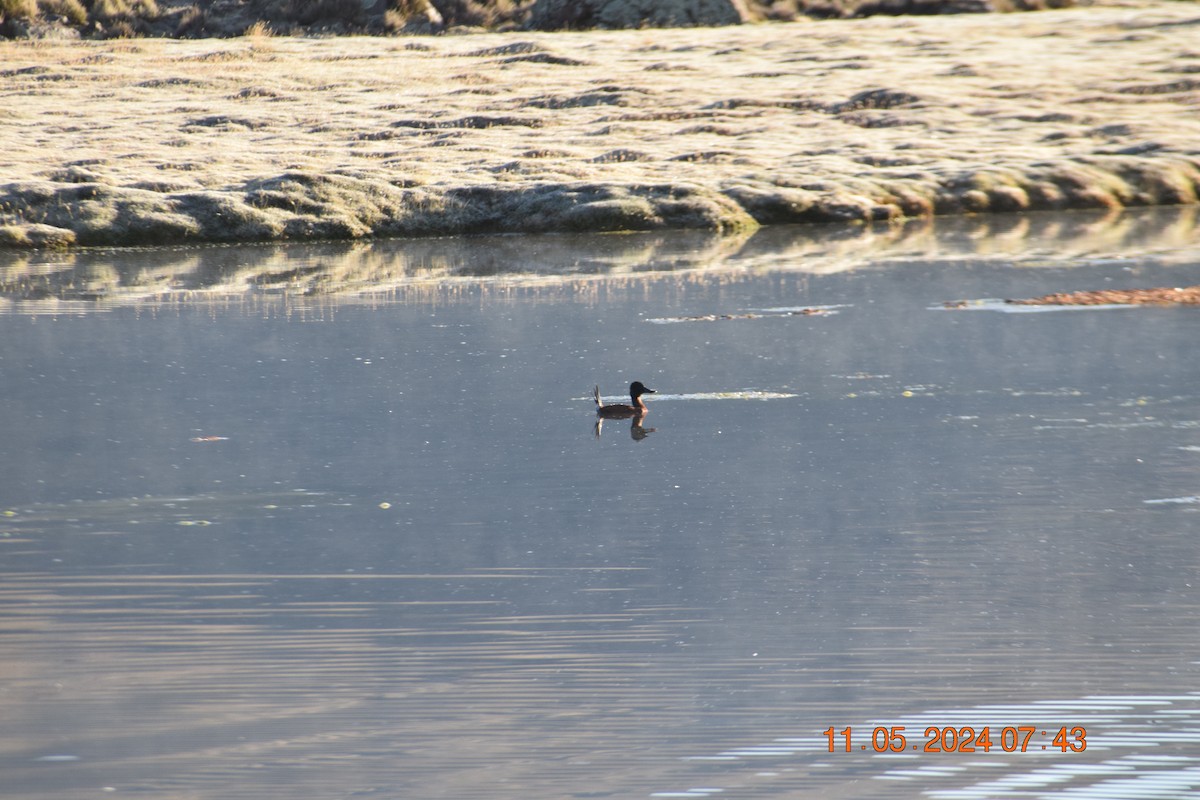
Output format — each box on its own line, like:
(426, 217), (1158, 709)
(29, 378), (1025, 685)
(5, 206), (1200, 310)
(2, 2), (1199, 249)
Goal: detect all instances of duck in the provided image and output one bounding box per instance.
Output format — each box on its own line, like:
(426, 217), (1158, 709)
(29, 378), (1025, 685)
(594, 381), (655, 418)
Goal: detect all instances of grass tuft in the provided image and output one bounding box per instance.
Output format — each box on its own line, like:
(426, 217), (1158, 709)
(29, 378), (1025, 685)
(0, 0), (38, 20)
(88, 0), (158, 19)
(242, 18), (272, 35)
(40, 0), (88, 24)
(0, 223), (77, 249)
(174, 4), (205, 35)
(429, 0), (531, 28)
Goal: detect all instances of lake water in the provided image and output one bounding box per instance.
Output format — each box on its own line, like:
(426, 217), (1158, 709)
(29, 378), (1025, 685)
(3, 209), (1200, 799)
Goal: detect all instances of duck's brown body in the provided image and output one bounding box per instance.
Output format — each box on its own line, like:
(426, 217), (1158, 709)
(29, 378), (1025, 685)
(594, 381), (655, 418)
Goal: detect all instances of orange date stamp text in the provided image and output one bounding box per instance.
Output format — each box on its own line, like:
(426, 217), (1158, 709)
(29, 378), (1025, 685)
(823, 725), (1086, 753)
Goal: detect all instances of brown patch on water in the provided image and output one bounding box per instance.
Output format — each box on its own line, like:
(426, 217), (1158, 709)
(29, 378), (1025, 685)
(1006, 285), (1200, 306)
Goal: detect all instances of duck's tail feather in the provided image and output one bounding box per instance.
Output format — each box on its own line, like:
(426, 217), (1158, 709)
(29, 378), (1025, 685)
(593, 385), (602, 408)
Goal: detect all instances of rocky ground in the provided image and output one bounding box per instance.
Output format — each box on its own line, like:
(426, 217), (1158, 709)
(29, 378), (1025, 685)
(1, 0), (1198, 249)
(0, 0), (1078, 41)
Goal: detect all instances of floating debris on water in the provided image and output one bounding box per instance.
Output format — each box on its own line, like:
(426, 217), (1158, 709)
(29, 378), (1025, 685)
(944, 286), (1200, 311)
(649, 313), (762, 323)
(1008, 286), (1200, 306)
(754, 304), (849, 315)
(648, 306), (843, 324)
(940, 298), (1133, 313)
(654, 390), (798, 401)
(838, 372), (889, 380)
(190, 436), (230, 443)
(1005, 388), (1084, 397)
(1144, 495), (1200, 505)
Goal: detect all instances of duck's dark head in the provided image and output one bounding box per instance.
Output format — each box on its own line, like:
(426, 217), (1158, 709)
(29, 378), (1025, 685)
(630, 381), (655, 399)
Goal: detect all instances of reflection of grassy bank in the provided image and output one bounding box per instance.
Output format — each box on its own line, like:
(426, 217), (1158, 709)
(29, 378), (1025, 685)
(3, 207), (1198, 310)
(1, 2), (1198, 249)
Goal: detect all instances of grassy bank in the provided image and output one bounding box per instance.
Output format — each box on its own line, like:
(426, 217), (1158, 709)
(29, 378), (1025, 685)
(1, 1), (1198, 249)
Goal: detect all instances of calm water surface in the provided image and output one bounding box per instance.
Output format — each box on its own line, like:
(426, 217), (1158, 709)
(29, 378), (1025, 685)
(3, 213), (1200, 799)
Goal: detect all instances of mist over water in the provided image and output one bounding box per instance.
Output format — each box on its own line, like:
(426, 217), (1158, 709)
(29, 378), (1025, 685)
(3, 213), (1200, 799)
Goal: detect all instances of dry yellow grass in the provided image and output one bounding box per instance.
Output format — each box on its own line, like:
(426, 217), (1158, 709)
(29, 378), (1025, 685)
(1, 1), (1198, 248)
(0, 0), (38, 19)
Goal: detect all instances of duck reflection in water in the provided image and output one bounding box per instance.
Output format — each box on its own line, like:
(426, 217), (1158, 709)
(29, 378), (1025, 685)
(593, 382), (656, 440)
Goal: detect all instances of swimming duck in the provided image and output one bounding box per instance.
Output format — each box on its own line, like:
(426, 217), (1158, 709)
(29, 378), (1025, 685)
(594, 381), (655, 418)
